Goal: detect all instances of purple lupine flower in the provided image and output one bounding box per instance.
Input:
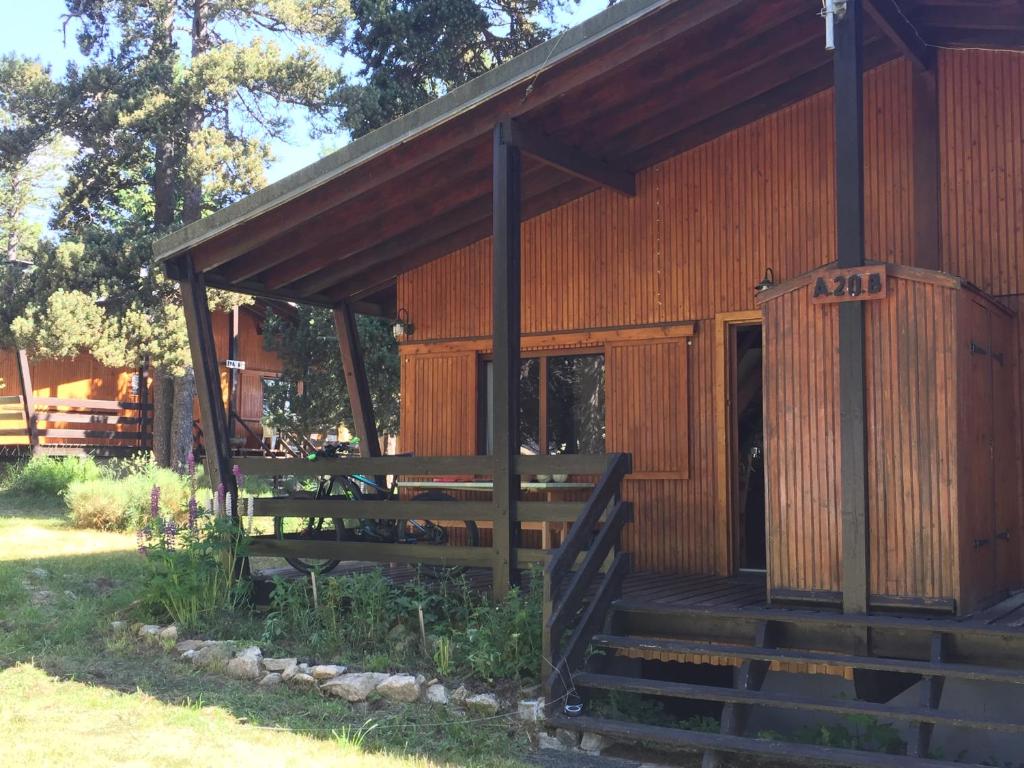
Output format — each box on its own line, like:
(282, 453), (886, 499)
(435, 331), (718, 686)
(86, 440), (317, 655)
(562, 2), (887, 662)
(232, 464), (244, 489)
(136, 527), (147, 555)
(216, 482), (225, 513)
(150, 485), (161, 520)
(187, 451), (196, 477)
(164, 520), (178, 551)
(187, 495), (199, 530)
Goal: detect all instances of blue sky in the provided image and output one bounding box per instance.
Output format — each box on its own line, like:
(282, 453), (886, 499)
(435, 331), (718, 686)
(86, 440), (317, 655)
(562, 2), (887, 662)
(2, 0), (606, 183)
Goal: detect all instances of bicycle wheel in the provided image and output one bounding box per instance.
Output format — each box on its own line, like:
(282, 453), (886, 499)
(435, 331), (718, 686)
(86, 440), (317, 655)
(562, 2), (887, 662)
(274, 478), (362, 575)
(407, 491), (480, 577)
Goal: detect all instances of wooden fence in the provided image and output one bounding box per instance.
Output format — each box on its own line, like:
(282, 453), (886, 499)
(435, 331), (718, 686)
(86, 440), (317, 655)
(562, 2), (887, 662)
(0, 394), (152, 456)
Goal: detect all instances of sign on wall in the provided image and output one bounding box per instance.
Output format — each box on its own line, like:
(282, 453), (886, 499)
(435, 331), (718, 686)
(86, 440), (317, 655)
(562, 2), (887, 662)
(225, 359), (246, 370)
(810, 266), (887, 304)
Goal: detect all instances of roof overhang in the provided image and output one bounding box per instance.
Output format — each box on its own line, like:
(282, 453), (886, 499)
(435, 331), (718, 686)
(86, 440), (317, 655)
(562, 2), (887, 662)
(155, 0), (1024, 312)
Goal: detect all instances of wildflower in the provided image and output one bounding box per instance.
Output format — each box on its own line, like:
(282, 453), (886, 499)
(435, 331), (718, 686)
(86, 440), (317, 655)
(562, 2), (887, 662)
(232, 464), (244, 489)
(187, 495), (199, 530)
(136, 528), (147, 555)
(150, 484), (161, 520)
(187, 451), (196, 477)
(216, 482), (226, 515)
(164, 520), (178, 551)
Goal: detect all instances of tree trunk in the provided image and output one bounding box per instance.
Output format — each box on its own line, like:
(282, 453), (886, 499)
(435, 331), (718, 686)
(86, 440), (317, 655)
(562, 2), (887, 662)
(170, 369), (197, 473)
(151, 370), (173, 467)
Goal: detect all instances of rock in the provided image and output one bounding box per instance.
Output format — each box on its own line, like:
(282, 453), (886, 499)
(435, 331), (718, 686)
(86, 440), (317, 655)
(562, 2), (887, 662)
(29, 590), (53, 605)
(138, 624), (162, 640)
(310, 664), (345, 680)
(377, 673), (421, 703)
(175, 639), (207, 653)
(259, 673), (283, 687)
(110, 621), (127, 633)
(227, 655), (262, 680)
(537, 732), (566, 751)
(262, 657), (297, 673)
(425, 683), (449, 705)
(281, 664), (300, 682)
(517, 699), (544, 722)
(555, 728), (580, 749)
(288, 672), (317, 688)
(236, 645), (262, 660)
(320, 672), (388, 702)
(465, 692), (501, 716)
(158, 625), (178, 642)
(519, 683), (542, 698)
(29, 567), (48, 580)
(180, 649), (197, 661)
(580, 732), (613, 754)
(450, 685), (469, 706)
(192, 643), (233, 669)
(297, 662), (310, 673)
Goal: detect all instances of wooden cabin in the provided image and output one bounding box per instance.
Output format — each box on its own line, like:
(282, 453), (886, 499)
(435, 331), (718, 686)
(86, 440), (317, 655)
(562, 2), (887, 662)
(1, 303), (287, 457)
(156, 0), (1024, 764)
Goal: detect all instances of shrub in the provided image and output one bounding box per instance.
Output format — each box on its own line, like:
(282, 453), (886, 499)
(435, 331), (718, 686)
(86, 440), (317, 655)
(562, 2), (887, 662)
(4, 456), (103, 496)
(66, 467), (190, 531)
(458, 579), (542, 682)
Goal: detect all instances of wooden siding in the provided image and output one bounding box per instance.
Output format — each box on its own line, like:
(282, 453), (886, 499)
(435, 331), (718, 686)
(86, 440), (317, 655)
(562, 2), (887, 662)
(392, 52), (1023, 580)
(399, 352), (478, 457)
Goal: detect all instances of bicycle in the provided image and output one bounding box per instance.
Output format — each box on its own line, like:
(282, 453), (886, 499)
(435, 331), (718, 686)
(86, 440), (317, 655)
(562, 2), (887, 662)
(272, 443), (480, 575)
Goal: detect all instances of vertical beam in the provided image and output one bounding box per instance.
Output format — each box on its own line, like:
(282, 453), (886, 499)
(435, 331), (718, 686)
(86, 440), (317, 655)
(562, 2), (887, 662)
(15, 349), (39, 456)
(910, 67), (940, 270)
(332, 302), (381, 457)
(137, 362), (149, 451)
(227, 306), (240, 424)
(834, 0), (869, 615)
(492, 120), (522, 599)
(179, 254), (236, 506)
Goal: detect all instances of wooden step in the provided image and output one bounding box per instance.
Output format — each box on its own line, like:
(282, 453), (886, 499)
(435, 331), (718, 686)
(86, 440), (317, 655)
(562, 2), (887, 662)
(547, 714), (976, 768)
(572, 672), (1024, 732)
(591, 634), (1024, 684)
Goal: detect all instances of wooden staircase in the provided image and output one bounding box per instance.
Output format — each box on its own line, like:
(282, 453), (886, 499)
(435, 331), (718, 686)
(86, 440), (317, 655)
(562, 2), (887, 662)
(546, 604), (1024, 767)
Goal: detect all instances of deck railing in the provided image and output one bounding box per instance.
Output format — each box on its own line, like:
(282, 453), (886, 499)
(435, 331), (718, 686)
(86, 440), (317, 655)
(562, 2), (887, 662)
(0, 394), (152, 453)
(234, 452), (623, 581)
(542, 452), (633, 715)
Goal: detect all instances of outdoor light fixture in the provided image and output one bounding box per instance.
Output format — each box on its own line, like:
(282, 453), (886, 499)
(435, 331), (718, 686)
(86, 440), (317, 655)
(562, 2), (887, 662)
(755, 268), (775, 294)
(820, 0), (847, 51)
(392, 308), (414, 341)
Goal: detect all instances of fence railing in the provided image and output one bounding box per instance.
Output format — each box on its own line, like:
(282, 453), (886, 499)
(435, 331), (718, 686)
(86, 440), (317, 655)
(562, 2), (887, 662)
(543, 452), (633, 715)
(0, 394), (152, 452)
(235, 452), (624, 579)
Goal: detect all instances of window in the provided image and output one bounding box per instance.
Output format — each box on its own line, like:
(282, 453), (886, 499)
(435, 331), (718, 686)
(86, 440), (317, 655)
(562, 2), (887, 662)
(481, 352), (605, 455)
(261, 377), (294, 418)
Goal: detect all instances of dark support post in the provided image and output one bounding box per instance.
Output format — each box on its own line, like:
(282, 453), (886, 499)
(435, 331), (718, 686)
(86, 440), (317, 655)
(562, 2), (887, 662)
(492, 120), (522, 599)
(15, 349), (39, 456)
(911, 67), (940, 270)
(137, 361), (149, 451)
(332, 302), (381, 458)
(179, 255), (236, 508)
(227, 306), (240, 426)
(834, 0), (869, 616)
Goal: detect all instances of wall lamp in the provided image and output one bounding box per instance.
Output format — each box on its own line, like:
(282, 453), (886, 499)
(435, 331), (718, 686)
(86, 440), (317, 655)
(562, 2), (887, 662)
(755, 268), (776, 294)
(392, 308), (414, 341)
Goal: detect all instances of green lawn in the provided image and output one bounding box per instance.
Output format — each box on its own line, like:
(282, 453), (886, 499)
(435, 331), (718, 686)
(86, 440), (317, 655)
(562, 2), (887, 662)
(0, 490), (534, 767)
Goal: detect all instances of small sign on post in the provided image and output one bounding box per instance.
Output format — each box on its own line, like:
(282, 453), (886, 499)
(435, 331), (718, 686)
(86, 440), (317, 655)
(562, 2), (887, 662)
(811, 266), (887, 304)
(225, 359), (246, 370)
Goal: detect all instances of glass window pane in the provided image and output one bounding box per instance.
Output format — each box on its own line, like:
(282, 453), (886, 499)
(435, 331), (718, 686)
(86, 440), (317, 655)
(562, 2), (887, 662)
(547, 354), (605, 455)
(482, 358), (540, 455)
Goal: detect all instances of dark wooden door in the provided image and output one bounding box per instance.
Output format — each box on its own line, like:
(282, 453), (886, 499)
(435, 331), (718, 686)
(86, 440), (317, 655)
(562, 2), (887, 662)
(960, 298), (996, 608)
(991, 311), (1020, 593)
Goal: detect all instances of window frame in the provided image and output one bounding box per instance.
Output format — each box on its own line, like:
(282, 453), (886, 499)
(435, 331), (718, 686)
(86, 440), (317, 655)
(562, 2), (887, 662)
(478, 344), (606, 456)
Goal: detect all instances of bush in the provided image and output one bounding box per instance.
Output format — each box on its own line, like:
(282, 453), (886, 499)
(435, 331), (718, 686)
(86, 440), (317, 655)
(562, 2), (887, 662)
(66, 467), (190, 531)
(4, 456), (103, 496)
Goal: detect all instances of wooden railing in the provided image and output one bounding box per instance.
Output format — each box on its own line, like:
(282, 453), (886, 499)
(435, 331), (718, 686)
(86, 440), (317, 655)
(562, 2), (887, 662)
(0, 394), (152, 452)
(543, 452), (633, 715)
(234, 452), (620, 579)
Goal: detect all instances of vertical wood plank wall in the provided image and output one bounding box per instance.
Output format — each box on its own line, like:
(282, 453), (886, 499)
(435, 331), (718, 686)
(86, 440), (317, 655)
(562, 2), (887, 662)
(394, 51), (1021, 578)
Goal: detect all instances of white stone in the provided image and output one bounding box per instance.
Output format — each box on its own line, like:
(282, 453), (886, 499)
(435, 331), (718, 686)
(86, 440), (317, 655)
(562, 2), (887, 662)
(517, 698), (544, 722)
(297, 662), (310, 673)
(262, 657), (297, 672)
(320, 672), (388, 702)
(158, 625), (178, 642)
(377, 674), (421, 703)
(288, 672), (318, 687)
(464, 692), (501, 716)
(310, 664), (345, 680)
(227, 655), (262, 680)
(259, 673), (283, 687)
(450, 685), (469, 706)
(175, 639), (207, 653)
(537, 733), (566, 751)
(281, 663), (300, 682)
(29, 567), (48, 580)
(425, 683), (449, 705)
(138, 624), (161, 639)
(180, 649), (197, 661)
(235, 645), (262, 661)
(555, 728), (580, 749)
(110, 621), (127, 633)
(580, 732), (612, 754)
(192, 643), (233, 668)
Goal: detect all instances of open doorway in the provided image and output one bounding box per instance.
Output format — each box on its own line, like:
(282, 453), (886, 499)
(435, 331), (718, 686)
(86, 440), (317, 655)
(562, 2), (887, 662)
(732, 324), (765, 571)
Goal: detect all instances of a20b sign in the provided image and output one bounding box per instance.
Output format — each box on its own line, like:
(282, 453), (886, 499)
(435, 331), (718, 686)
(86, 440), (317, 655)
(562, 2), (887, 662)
(811, 266), (887, 304)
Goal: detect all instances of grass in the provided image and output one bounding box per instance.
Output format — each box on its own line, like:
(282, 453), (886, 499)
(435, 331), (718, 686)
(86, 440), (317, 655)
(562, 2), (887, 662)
(0, 488), (535, 768)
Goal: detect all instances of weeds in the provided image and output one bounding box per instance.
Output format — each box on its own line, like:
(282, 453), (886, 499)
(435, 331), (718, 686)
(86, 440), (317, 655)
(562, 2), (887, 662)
(3, 455), (103, 496)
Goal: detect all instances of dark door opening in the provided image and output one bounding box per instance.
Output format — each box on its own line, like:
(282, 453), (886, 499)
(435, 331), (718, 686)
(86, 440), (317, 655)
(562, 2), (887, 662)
(732, 324), (765, 572)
